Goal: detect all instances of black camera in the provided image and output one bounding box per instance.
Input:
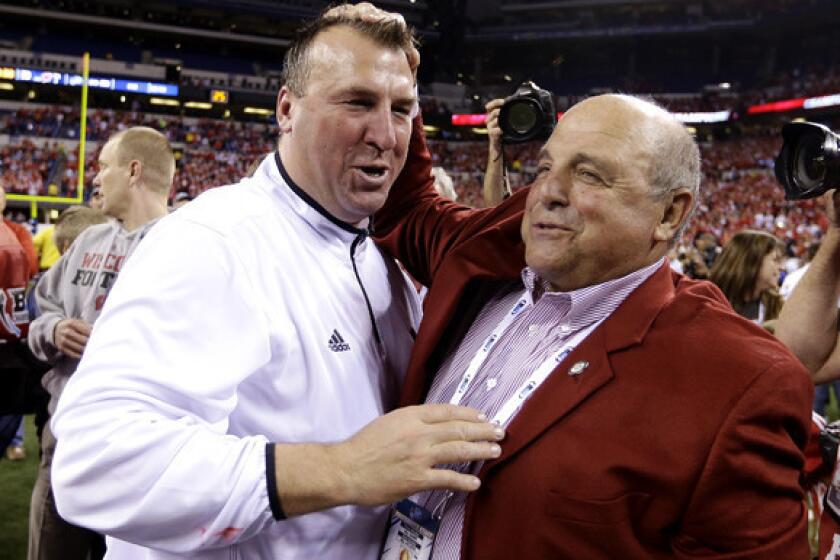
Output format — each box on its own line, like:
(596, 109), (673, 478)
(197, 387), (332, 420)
(498, 81), (557, 144)
(775, 121), (840, 200)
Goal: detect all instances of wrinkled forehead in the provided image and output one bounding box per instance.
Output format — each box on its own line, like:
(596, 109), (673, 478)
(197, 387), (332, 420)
(305, 26), (411, 85)
(563, 97), (660, 146)
(544, 97), (661, 171)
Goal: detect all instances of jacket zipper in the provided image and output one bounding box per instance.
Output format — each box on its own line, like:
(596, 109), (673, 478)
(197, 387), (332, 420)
(350, 233), (382, 347)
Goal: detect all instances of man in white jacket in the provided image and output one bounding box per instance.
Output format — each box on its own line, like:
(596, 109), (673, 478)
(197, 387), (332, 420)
(50, 5), (503, 560)
(28, 126), (173, 560)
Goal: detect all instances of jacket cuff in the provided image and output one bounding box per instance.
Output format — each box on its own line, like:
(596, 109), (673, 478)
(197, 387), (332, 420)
(265, 443), (286, 520)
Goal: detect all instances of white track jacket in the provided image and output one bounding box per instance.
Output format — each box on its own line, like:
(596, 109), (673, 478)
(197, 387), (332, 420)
(51, 153), (422, 559)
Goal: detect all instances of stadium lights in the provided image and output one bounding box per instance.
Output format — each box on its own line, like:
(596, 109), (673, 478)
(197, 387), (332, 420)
(244, 107), (273, 116)
(150, 97), (180, 106)
(184, 101), (212, 109)
(0, 82), (12, 90)
(674, 110), (731, 124)
(423, 125), (440, 133)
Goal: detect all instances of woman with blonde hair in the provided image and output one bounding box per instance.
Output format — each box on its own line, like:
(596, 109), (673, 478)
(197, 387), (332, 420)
(710, 229), (785, 324)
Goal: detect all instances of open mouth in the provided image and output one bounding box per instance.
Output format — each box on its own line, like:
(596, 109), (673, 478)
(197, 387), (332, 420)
(358, 166), (388, 178)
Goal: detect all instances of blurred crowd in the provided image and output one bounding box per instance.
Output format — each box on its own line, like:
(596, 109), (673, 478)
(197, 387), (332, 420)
(0, 104), (830, 256)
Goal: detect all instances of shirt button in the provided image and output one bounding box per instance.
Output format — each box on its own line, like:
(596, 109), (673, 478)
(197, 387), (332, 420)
(560, 324), (571, 333)
(528, 324), (539, 333)
(485, 378), (498, 391)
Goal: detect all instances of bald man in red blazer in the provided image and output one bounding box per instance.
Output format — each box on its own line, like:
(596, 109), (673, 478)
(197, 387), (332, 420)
(374, 97), (811, 559)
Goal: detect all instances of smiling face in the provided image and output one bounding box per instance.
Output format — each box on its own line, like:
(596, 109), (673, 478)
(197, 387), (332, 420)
(276, 25), (415, 224)
(521, 95), (691, 291)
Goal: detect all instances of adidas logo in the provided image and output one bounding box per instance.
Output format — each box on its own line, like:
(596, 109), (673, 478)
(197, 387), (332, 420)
(328, 329), (351, 352)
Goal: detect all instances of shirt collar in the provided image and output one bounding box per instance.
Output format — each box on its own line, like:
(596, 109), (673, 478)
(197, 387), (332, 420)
(521, 258), (666, 329)
(262, 152), (371, 244)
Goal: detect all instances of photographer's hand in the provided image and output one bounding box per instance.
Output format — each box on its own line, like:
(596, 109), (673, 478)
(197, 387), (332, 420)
(826, 188), (840, 229)
(777, 189), (840, 380)
(483, 98), (509, 206)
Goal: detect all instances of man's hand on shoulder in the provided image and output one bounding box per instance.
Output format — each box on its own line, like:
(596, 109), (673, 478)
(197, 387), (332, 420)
(54, 318), (92, 359)
(273, 404), (504, 516)
(323, 2), (420, 78)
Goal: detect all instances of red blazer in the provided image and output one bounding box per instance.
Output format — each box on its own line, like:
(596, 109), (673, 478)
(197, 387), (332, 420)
(374, 119), (813, 559)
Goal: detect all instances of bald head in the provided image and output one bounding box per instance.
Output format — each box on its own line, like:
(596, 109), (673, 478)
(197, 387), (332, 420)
(570, 94), (701, 199)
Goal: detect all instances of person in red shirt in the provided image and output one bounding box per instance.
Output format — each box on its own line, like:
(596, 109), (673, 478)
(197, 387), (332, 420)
(0, 186), (37, 278)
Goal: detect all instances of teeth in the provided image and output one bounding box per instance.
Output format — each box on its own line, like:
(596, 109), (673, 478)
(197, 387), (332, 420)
(361, 167), (385, 177)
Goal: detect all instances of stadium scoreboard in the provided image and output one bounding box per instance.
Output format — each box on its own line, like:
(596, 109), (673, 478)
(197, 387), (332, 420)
(1, 66), (179, 97)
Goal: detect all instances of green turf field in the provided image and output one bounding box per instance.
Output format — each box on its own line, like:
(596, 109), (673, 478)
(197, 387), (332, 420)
(0, 415), (39, 560)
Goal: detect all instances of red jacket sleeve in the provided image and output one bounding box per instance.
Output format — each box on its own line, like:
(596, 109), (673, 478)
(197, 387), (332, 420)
(6, 220), (37, 278)
(374, 114), (527, 287)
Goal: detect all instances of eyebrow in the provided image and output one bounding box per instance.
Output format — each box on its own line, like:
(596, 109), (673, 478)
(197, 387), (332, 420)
(338, 87), (417, 106)
(570, 153), (615, 173)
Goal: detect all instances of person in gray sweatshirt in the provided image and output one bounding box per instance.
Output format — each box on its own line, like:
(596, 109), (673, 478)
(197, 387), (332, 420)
(27, 126), (174, 560)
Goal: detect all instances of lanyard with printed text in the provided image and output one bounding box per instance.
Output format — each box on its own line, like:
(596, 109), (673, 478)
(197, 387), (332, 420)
(448, 289), (604, 428)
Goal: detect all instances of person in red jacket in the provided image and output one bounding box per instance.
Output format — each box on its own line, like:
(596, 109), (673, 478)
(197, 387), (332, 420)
(375, 93), (812, 558)
(1, 186), (38, 278)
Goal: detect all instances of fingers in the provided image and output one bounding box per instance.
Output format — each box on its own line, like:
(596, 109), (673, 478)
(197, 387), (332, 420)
(62, 328), (89, 347)
(322, 2), (419, 77)
(426, 420), (504, 445)
(422, 469), (482, 494)
(325, 2), (407, 27)
(486, 99), (503, 143)
(431, 440), (502, 465)
(405, 45), (420, 75)
(55, 319), (92, 358)
(412, 403), (487, 424)
(485, 98), (504, 112)
(72, 321), (93, 336)
(58, 337), (85, 359)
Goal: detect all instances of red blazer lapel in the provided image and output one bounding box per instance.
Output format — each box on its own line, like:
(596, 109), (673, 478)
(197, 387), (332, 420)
(479, 260), (677, 472)
(401, 219), (526, 406)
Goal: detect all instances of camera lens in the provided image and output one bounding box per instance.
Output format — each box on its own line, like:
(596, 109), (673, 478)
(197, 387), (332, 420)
(794, 134), (827, 190)
(506, 101), (538, 134)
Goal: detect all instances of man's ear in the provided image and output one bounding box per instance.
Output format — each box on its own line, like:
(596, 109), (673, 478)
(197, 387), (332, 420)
(127, 160), (143, 187)
(276, 86), (296, 135)
(654, 188), (694, 243)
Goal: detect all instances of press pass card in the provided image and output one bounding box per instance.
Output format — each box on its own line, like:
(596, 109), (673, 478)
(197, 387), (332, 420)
(380, 499), (440, 560)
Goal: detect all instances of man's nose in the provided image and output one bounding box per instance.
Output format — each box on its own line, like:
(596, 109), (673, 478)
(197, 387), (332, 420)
(537, 172), (570, 209)
(364, 106), (397, 153)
